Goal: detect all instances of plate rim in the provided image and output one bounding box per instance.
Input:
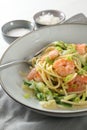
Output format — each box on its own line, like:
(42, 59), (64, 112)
(1, 23), (87, 117)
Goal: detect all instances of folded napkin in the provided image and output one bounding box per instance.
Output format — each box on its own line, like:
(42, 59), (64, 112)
(65, 13), (87, 23)
(0, 13), (87, 130)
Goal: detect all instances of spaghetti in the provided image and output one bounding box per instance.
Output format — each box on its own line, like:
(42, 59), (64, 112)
(23, 41), (87, 108)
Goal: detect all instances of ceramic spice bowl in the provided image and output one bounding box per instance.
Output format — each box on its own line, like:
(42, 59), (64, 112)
(33, 9), (66, 29)
(1, 20), (34, 44)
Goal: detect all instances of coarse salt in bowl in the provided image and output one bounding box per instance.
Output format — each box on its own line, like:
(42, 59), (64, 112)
(36, 13), (60, 25)
(33, 10), (66, 26)
(1, 20), (34, 44)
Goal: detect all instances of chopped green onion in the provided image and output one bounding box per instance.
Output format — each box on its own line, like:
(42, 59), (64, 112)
(54, 41), (67, 50)
(23, 93), (30, 99)
(36, 93), (45, 101)
(56, 46), (62, 51)
(64, 73), (77, 83)
(81, 93), (86, 101)
(63, 94), (76, 101)
(45, 57), (53, 64)
(66, 56), (73, 61)
(74, 96), (80, 102)
(83, 66), (87, 71)
(77, 69), (86, 75)
(60, 102), (72, 107)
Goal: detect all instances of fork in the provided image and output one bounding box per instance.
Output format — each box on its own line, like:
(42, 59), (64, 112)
(0, 43), (53, 71)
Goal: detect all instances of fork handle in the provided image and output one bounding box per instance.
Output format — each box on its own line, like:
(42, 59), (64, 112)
(0, 60), (26, 71)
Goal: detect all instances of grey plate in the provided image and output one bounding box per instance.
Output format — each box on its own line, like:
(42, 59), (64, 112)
(1, 24), (87, 117)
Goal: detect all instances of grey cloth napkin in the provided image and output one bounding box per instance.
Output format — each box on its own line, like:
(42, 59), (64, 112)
(1, 13), (87, 130)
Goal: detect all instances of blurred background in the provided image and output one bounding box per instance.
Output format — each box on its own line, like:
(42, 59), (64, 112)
(0, 0), (87, 25)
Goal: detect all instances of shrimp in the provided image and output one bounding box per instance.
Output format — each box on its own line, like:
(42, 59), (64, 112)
(27, 68), (42, 82)
(41, 49), (59, 61)
(53, 58), (75, 77)
(48, 49), (59, 60)
(76, 44), (86, 55)
(67, 75), (87, 93)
